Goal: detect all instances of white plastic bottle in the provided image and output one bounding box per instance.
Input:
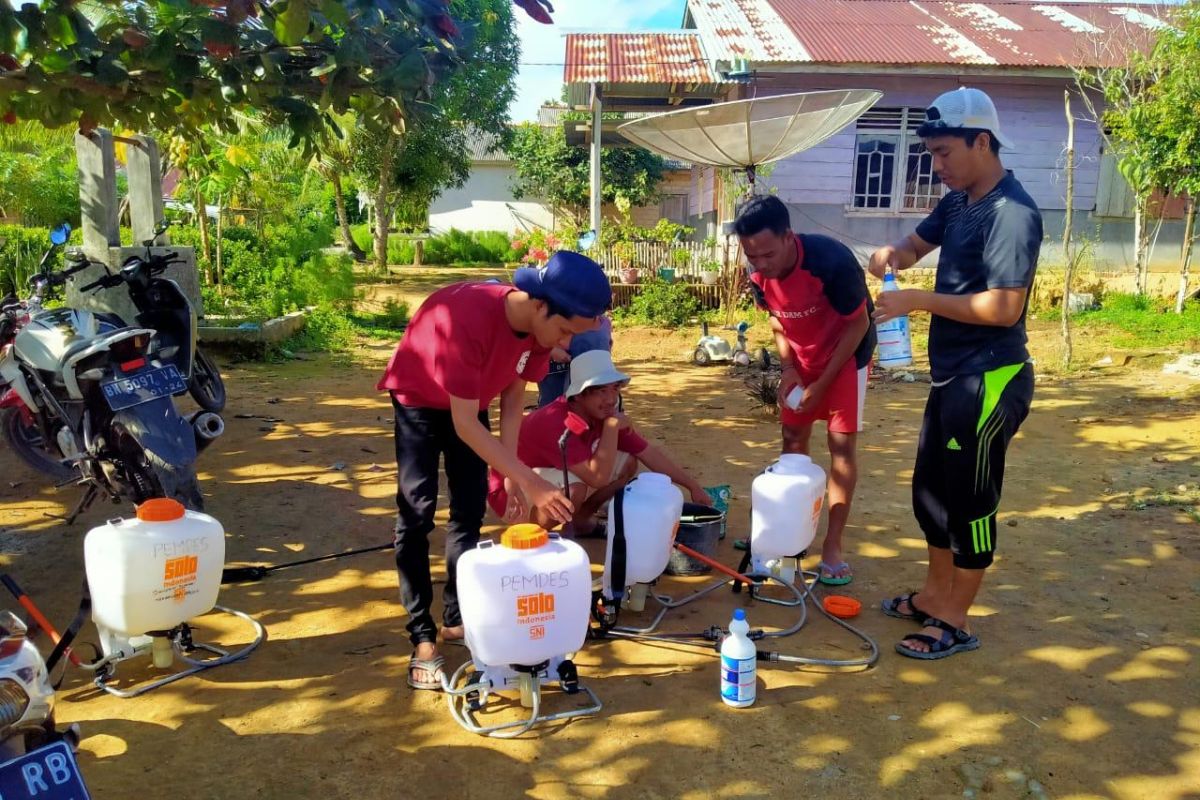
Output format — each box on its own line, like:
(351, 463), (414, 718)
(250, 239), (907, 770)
(876, 270), (913, 368)
(720, 608), (756, 708)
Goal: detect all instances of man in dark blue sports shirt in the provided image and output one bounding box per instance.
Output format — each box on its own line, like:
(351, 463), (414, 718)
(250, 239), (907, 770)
(871, 88), (1041, 661)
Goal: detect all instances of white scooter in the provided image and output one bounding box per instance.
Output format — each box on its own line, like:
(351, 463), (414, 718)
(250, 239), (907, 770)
(0, 610), (90, 796)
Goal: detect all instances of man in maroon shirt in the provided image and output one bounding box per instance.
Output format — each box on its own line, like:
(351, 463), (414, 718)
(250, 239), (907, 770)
(377, 252), (611, 690)
(735, 195), (876, 586)
(486, 350), (710, 533)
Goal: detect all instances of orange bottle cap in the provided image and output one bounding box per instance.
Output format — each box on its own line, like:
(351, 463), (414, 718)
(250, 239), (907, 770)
(136, 498), (186, 522)
(823, 595), (862, 619)
(501, 524), (549, 550)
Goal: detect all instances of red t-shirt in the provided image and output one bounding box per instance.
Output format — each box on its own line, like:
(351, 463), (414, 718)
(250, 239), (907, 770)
(485, 397), (650, 514)
(377, 282), (550, 410)
(518, 396), (649, 468)
(749, 233), (873, 378)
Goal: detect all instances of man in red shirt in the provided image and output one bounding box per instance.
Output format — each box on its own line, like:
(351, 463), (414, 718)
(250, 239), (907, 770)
(488, 350), (710, 532)
(377, 251), (611, 690)
(735, 195), (876, 586)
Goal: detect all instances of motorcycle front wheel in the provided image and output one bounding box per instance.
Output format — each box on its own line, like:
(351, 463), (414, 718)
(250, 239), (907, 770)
(187, 348), (227, 413)
(0, 408), (76, 482)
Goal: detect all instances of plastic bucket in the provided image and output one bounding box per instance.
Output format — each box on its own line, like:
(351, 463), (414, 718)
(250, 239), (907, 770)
(666, 503), (725, 576)
(705, 484), (732, 539)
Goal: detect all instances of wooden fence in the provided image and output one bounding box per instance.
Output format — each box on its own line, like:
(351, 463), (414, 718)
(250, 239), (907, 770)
(592, 240), (721, 279)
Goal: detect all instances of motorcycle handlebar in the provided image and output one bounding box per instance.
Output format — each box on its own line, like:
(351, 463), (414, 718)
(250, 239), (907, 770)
(79, 274), (124, 292)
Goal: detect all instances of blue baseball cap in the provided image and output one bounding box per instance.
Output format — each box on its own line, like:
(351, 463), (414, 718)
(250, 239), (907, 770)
(513, 251), (612, 319)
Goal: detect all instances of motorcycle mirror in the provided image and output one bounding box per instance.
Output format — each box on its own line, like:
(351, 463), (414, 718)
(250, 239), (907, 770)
(577, 230), (597, 252)
(49, 224), (71, 246)
(154, 219), (170, 236)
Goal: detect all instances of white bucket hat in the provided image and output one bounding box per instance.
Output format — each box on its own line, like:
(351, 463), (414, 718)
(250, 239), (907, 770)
(566, 350), (630, 398)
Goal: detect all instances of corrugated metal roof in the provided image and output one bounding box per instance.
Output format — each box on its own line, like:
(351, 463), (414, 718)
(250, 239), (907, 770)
(563, 32), (722, 84)
(537, 104), (568, 127)
(465, 129), (508, 162)
(687, 0), (811, 61)
(687, 0), (1169, 68)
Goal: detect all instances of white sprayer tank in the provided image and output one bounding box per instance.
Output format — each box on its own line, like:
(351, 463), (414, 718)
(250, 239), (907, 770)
(84, 498), (225, 658)
(458, 525), (591, 667)
(750, 454), (826, 563)
(603, 473), (684, 600)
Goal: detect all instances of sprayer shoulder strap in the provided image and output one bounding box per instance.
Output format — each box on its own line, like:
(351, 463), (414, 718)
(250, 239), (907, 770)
(610, 484), (627, 601)
(46, 579), (91, 683)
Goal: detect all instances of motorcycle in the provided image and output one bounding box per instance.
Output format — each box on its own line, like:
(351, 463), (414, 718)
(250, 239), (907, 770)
(109, 221), (226, 414)
(0, 226), (87, 481)
(0, 225), (222, 518)
(0, 610), (89, 798)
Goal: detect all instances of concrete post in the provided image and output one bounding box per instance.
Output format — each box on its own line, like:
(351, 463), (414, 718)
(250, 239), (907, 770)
(75, 129), (120, 259)
(126, 135), (168, 247)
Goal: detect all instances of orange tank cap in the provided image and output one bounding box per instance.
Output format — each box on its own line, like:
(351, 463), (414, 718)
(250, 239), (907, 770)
(136, 498), (186, 522)
(500, 524), (549, 550)
(823, 595), (862, 619)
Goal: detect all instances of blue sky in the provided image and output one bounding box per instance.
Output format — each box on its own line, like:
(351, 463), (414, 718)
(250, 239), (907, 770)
(510, 0), (689, 122)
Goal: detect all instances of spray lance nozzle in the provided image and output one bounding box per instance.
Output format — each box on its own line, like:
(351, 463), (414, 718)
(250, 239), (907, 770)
(558, 411), (590, 488)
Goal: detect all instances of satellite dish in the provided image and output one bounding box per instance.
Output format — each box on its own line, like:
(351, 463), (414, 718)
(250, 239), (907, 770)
(617, 90), (882, 190)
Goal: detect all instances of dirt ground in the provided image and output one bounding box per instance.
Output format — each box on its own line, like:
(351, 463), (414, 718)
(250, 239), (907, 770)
(1, 272), (1198, 799)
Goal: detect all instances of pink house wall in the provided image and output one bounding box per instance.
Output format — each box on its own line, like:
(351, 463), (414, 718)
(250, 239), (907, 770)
(757, 73), (1102, 212)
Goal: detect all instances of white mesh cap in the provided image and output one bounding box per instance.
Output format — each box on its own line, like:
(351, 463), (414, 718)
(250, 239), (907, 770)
(923, 87), (1013, 150)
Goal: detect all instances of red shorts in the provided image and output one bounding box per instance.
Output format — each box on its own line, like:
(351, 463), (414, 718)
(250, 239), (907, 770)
(781, 361), (869, 434)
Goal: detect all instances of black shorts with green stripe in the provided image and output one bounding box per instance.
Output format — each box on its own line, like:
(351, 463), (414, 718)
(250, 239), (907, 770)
(912, 362), (1034, 569)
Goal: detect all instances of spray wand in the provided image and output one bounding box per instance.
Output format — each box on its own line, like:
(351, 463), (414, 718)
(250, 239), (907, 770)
(558, 411), (590, 497)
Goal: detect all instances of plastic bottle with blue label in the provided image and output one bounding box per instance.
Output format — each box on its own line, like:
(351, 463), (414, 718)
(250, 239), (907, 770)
(720, 608), (756, 708)
(876, 270), (913, 368)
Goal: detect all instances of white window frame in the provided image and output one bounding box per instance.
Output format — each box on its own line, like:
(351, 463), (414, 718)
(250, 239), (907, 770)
(848, 107), (945, 215)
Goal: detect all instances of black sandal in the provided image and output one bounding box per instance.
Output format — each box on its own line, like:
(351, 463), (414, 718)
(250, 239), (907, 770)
(881, 592), (928, 623)
(895, 616), (980, 660)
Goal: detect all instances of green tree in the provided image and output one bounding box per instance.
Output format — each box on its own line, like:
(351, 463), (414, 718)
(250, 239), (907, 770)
(1075, 4), (1199, 297)
(309, 113), (365, 260)
(0, 0), (554, 151)
(0, 120), (78, 225)
(352, 0), (519, 269)
(507, 122), (667, 224)
(1140, 2), (1200, 312)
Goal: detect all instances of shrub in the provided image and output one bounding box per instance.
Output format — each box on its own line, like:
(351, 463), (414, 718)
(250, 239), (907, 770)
(281, 305), (355, 353)
(616, 279), (701, 327)
(352, 226), (519, 266)
(0, 224), (51, 295)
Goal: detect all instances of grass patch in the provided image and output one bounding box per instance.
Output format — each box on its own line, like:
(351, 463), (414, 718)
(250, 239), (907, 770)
(1127, 484), (1200, 523)
(272, 298), (410, 357)
(1072, 293), (1200, 349)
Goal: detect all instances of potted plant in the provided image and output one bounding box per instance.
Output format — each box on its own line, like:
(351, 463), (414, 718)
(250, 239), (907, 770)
(699, 259), (721, 286)
(613, 241), (639, 283)
(661, 246), (691, 284)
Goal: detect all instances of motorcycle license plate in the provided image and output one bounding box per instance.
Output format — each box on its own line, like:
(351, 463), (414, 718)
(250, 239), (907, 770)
(101, 364), (186, 411)
(0, 741), (90, 799)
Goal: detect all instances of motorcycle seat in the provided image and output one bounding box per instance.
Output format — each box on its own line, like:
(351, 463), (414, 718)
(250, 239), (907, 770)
(57, 326), (143, 372)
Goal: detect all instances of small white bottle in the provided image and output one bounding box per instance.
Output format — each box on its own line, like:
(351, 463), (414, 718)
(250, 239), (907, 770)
(720, 608), (756, 708)
(784, 382), (805, 411)
(876, 270), (913, 368)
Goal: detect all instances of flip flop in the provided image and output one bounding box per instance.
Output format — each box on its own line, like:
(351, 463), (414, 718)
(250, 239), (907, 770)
(817, 560), (853, 586)
(407, 654), (446, 691)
